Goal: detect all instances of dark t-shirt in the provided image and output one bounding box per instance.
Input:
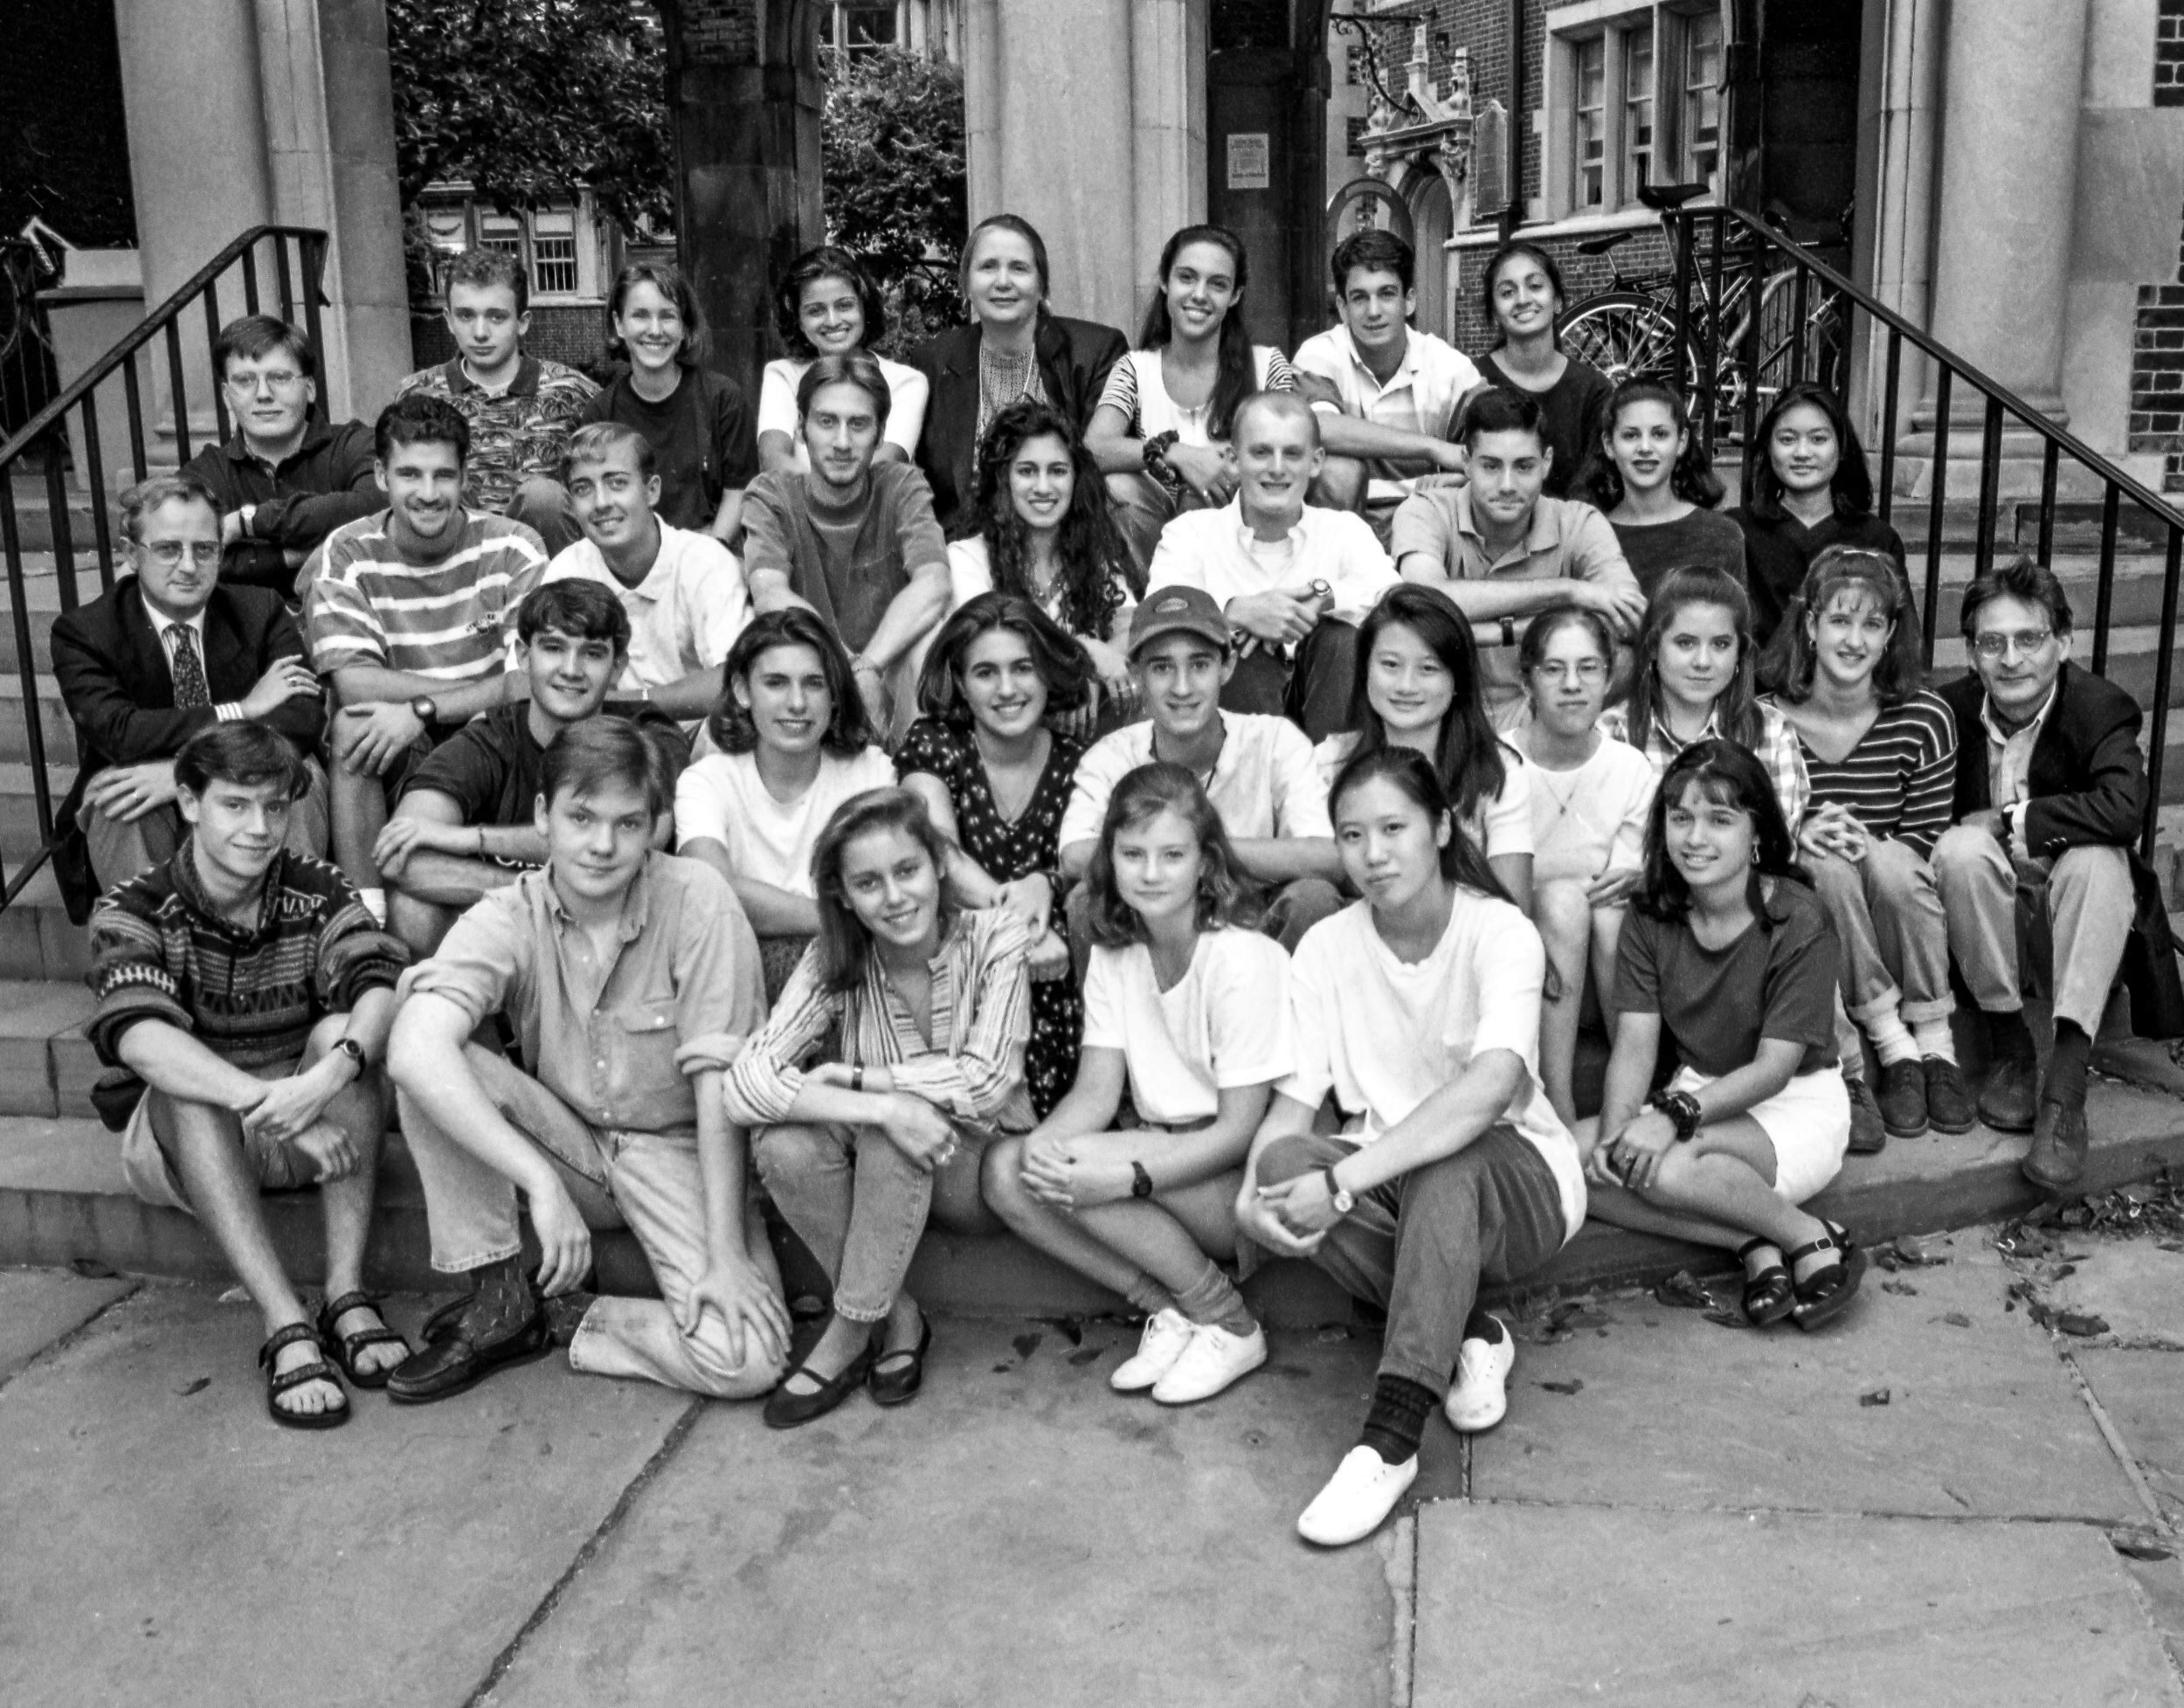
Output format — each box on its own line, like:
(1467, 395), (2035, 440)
(740, 463), (949, 653)
(1476, 353), (1616, 499)
(582, 369), (759, 533)
(1614, 879), (1839, 1078)
(1612, 508), (1750, 598)
(402, 703), (691, 836)
(1728, 502), (1910, 647)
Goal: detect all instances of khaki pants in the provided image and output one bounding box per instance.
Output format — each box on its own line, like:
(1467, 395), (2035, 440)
(1931, 824), (2134, 1036)
(1806, 840), (1955, 1030)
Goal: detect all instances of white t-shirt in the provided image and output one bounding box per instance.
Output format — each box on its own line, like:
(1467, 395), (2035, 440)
(1099, 347), (1297, 447)
(946, 534), (1135, 640)
(1061, 714), (1333, 852)
(1312, 733), (1534, 861)
(1082, 928), (1294, 1126)
(1291, 325), (1482, 503)
(542, 524), (749, 696)
(1147, 500), (1398, 627)
(673, 745), (898, 894)
(1279, 895), (1586, 1245)
(1510, 727), (1658, 889)
(757, 354), (931, 464)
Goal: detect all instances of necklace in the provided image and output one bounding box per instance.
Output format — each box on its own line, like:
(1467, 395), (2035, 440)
(1532, 764), (1588, 829)
(978, 342), (1044, 440)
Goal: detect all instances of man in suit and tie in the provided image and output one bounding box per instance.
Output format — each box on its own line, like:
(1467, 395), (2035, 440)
(51, 474), (328, 912)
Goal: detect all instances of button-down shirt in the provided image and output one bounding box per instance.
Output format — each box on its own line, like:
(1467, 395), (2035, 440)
(398, 853), (766, 1138)
(1980, 680), (2061, 847)
(1290, 325), (1482, 504)
(1060, 712), (1334, 852)
(1147, 499), (1399, 626)
(1607, 698), (1810, 835)
(725, 907), (1035, 1135)
(543, 523), (750, 700)
(1391, 487), (1638, 721)
(143, 603), (245, 723)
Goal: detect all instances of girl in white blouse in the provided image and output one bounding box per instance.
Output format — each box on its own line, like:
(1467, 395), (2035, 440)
(756, 245), (930, 473)
(985, 762), (1291, 1407)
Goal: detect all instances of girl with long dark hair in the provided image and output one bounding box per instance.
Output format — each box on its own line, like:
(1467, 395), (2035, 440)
(1579, 379), (1745, 595)
(1474, 242), (1614, 500)
(985, 764), (1290, 1406)
(1580, 738), (1863, 1333)
(1238, 746), (1584, 1547)
(757, 244), (930, 472)
(1087, 224), (1301, 567)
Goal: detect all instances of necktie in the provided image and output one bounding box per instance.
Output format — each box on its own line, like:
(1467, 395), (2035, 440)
(169, 626), (211, 709)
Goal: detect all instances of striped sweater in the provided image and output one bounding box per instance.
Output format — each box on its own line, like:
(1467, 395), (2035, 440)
(306, 509), (547, 683)
(86, 846), (409, 1071)
(1764, 688), (1959, 858)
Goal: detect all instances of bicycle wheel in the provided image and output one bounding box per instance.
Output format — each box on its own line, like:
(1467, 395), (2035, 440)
(1752, 272), (1846, 408)
(1558, 292), (1680, 386)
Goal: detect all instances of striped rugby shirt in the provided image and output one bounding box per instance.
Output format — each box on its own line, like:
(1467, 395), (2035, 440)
(308, 509), (547, 684)
(1765, 688), (1959, 859)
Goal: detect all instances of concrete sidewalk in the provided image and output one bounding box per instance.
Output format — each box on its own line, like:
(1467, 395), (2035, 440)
(2, 1227), (2181, 1706)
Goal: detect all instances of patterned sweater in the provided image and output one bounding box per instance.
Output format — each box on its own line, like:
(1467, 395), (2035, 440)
(86, 846), (409, 1071)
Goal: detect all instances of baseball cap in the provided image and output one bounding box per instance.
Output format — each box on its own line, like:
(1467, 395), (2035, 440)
(1129, 585), (1231, 658)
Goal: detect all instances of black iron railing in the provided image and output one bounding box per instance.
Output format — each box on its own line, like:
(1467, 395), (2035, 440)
(0, 226), (328, 909)
(1651, 204), (2184, 859)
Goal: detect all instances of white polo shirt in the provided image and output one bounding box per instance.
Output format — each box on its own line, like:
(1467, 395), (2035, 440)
(1061, 713), (1333, 852)
(1146, 500), (1398, 626)
(1290, 325), (1483, 503)
(543, 523), (750, 696)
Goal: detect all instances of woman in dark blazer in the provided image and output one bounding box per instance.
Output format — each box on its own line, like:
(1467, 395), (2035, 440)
(910, 214), (1128, 537)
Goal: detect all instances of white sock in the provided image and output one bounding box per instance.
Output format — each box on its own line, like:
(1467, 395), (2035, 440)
(1911, 1016), (1958, 1064)
(1863, 1006), (1918, 1067)
(358, 886), (388, 927)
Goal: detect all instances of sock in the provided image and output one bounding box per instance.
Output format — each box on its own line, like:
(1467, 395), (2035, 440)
(1173, 1261), (1257, 1338)
(1358, 1373), (1437, 1466)
(358, 886), (388, 927)
(1987, 1006), (2037, 1066)
(1863, 1006), (1918, 1067)
(1124, 1274), (1178, 1318)
(1911, 1016), (1958, 1065)
(2045, 1020), (2092, 1111)
(1462, 1307), (1504, 1347)
(465, 1255), (534, 1336)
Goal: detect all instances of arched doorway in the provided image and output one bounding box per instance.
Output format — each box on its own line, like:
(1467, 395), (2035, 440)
(1406, 169), (1454, 340)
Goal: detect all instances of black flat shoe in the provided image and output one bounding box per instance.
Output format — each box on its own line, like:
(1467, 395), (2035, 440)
(868, 1315), (933, 1407)
(385, 1302), (549, 1405)
(1734, 1238), (1795, 1326)
(1789, 1220), (1868, 1333)
(764, 1337), (877, 1430)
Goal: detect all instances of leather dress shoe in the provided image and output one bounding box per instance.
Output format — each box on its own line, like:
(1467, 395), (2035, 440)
(1875, 1059), (1927, 1139)
(1979, 1053), (2039, 1133)
(386, 1297), (550, 1405)
(1922, 1057), (1978, 1135)
(1844, 1074), (1887, 1155)
(2022, 1098), (2090, 1193)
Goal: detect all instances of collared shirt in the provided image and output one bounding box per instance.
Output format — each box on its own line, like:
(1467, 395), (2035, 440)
(1290, 325), (1482, 504)
(1060, 713), (1334, 851)
(1980, 679), (2061, 847)
(543, 524), (751, 697)
(725, 907), (1035, 1135)
(1605, 698), (1810, 834)
(1390, 487), (1638, 720)
(142, 603), (244, 723)
(398, 853), (766, 1138)
(1146, 499), (1398, 626)
(397, 356), (600, 515)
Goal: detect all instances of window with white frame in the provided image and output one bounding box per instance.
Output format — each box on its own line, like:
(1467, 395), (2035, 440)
(1550, 3), (1725, 218)
(530, 210), (579, 296)
(478, 213), (524, 260)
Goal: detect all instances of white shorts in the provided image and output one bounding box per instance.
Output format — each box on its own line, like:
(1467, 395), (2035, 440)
(1668, 1063), (1849, 1206)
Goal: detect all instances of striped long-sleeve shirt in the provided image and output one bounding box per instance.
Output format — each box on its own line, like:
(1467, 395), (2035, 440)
(305, 509), (547, 683)
(725, 907), (1035, 1134)
(1770, 688), (1959, 859)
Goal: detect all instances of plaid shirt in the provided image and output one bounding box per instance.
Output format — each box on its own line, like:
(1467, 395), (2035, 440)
(397, 357), (598, 515)
(86, 846), (408, 1070)
(1607, 698), (1810, 834)
(725, 907), (1035, 1134)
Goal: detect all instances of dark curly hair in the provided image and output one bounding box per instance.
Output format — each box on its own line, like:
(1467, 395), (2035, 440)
(1635, 738), (1807, 928)
(915, 591), (1092, 726)
(705, 607), (878, 757)
(774, 245), (890, 359)
(1084, 763), (1260, 947)
(1578, 379), (1725, 510)
(965, 399), (1139, 627)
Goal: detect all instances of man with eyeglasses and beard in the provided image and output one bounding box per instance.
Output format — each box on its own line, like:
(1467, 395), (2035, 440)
(1932, 556), (2184, 1190)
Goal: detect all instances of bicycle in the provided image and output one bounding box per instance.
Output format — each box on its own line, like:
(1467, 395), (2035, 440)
(1554, 183), (1846, 439)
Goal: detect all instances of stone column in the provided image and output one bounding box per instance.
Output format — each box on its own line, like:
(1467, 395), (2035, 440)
(1130, 0), (1208, 331)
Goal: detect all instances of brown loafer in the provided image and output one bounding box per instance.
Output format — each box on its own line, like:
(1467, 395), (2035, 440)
(1979, 1054), (2040, 1134)
(386, 1297), (549, 1405)
(2022, 1098), (2090, 1193)
(1923, 1057), (1978, 1135)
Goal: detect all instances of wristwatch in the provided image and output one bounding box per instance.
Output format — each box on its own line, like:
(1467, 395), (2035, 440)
(1130, 1160), (1155, 1200)
(329, 1036), (367, 1077)
(1654, 1088), (1704, 1142)
(1142, 429), (1180, 472)
(1322, 1164), (1355, 1216)
(408, 695), (439, 726)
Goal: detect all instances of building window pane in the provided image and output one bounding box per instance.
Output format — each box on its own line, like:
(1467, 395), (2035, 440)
(1623, 23), (1654, 200)
(1575, 36), (1607, 209)
(479, 215), (523, 263)
(1684, 10), (1723, 187)
(532, 235), (578, 295)
(828, 1), (898, 52)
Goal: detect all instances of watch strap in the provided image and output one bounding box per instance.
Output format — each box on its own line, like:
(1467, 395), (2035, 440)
(1130, 1159), (1155, 1199)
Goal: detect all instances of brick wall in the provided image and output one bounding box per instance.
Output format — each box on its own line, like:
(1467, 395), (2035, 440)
(2129, 202), (2184, 489)
(1448, 227), (1672, 356)
(676, 0), (759, 64)
(2160, 0), (2184, 106)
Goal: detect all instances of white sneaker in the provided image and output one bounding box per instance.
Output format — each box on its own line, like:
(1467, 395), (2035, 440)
(1296, 1446), (1419, 1547)
(1444, 1317), (1515, 1433)
(1110, 1309), (1196, 1393)
(1151, 1322), (1268, 1405)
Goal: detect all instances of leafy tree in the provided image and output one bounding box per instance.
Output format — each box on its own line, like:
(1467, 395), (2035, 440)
(822, 47), (968, 340)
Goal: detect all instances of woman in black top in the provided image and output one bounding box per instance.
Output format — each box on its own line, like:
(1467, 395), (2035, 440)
(1475, 243), (1614, 501)
(1579, 379), (1747, 596)
(1731, 381), (1910, 647)
(909, 214), (1129, 536)
(581, 261), (757, 545)
(896, 592), (1090, 1117)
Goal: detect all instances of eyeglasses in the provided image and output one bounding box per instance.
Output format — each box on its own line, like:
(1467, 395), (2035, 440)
(142, 541), (221, 568)
(1531, 659), (1608, 683)
(1970, 628), (2052, 660)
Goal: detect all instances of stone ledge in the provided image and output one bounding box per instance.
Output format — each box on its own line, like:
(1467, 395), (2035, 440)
(3, 1069), (2180, 1326)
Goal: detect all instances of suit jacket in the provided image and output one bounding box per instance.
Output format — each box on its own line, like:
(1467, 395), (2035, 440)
(1937, 662), (2184, 1038)
(179, 420), (380, 593)
(909, 313), (1128, 536)
(50, 578), (324, 918)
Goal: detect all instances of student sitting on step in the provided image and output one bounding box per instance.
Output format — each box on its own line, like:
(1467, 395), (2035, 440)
(372, 580), (689, 962)
(1931, 556), (2184, 1193)
(1579, 738), (1864, 1335)
(52, 474), (328, 917)
(985, 763), (1291, 1407)
(1144, 391), (1398, 741)
(1059, 586), (1344, 955)
(1237, 747), (1585, 1549)
(84, 722), (409, 1429)
(384, 717), (788, 1407)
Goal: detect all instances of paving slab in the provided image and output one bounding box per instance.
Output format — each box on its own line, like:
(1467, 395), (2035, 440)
(482, 1320), (1432, 1708)
(0, 1283), (689, 1708)
(2039, 1237), (2184, 1347)
(1471, 1241), (2144, 1521)
(0, 1264), (132, 1382)
(1412, 1503), (2184, 1707)
(2076, 1346), (2184, 1527)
